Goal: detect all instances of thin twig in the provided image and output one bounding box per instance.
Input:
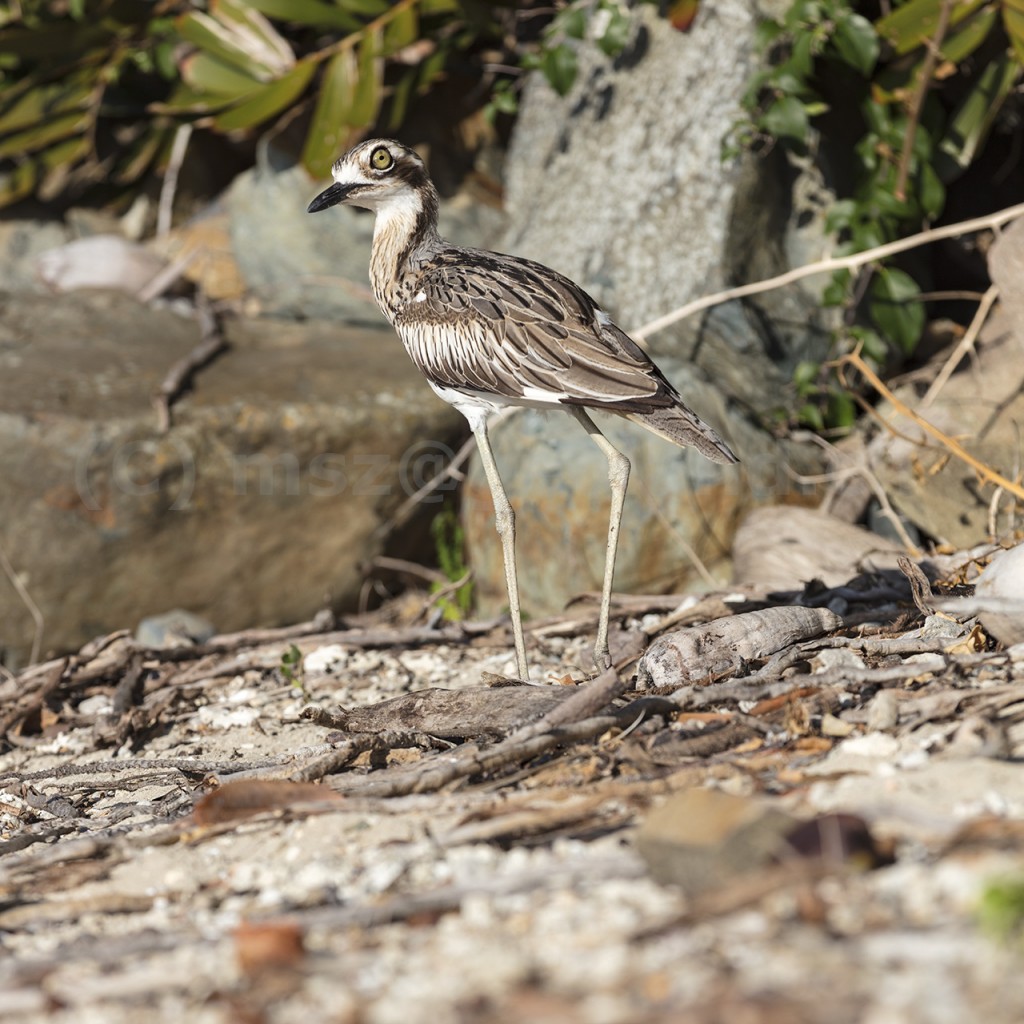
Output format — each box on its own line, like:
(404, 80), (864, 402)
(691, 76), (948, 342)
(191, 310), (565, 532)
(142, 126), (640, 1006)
(0, 537), (43, 666)
(894, 0), (953, 201)
(920, 283), (999, 408)
(136, 248), (200, 304)
(632, 201), (1024, 341)
(838, 351), (1024, 502)
(157, 123), (193, 240)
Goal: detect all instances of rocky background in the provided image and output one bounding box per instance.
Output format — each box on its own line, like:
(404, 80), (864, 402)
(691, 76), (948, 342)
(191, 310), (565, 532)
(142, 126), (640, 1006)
(2, 2), (1019, 667)
(3, 2), (1024, 1019)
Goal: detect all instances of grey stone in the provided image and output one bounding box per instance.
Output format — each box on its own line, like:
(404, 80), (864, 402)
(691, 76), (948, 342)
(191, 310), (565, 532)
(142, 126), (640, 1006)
(974, 544), (1024, 647)
(135, 609), (216, 649)
(225, 151), (507, 323)
(0, 290), (464, 665)
(733, 506), (905, 589)
(502, 1), (838, 411)
(0, 220), (72, 294)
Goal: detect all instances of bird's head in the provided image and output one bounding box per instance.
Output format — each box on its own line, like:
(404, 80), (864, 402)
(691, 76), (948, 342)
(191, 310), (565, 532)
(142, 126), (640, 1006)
(307, 139), (434, 218)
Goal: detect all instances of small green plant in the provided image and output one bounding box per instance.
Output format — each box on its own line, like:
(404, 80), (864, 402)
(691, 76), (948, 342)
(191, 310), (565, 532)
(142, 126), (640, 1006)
(485, 0), (662, 121)
(978, 877), (1024, 945)
(279, 642), (305, 695)
(735, 0), (1024, 432)
(430, 505), (472, 621)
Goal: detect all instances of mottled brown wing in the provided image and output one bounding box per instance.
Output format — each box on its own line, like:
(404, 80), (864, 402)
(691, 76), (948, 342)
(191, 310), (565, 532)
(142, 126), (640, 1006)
(393, 249), (678, 411)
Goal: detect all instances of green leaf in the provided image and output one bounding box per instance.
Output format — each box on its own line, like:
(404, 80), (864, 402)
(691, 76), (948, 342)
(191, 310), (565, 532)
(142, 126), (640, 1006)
(386, 68), (416, 129)
(755, 19), (785, 48)
(798, 402), (825, 431)
(180, 51), (264, 96)
(0, 110), (88, 159)
(870, 267), (924, 355)
(876, 0), (988, 55)
(822, 275), (849, 307)
(245, 0), (361, 31)
(826, 389), (856, 431)
(936, 51), (1021, 180)
(0, 74), (92, 135)
(1006, 0), (1024, 63)
(212, 58), (316, 132)
(918, 161), (944, 219)
(337, 0), (389, 14)
(940, 5), (998, 64)
(150, 83), (236, 116)
(793, 360), (820, 394)
(175, 9), (292, 81)
(111, 125), (169, 185)
(561, 6), (587, 40)
(824, 198), (856, 233)
(597, 8), (631, 56)
(541, 43), (578, 96)
(347, 27), (382, 126)
(760, 95), (809, 141)
(832, 13), (878, 75)
(303, 49), (354, 178)
(384, 5), (418, 52)
(0, 159), (37, 207)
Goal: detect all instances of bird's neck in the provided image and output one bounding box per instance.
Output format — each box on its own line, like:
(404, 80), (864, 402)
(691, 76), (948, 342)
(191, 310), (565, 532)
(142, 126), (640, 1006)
(369, 185), (441, 320)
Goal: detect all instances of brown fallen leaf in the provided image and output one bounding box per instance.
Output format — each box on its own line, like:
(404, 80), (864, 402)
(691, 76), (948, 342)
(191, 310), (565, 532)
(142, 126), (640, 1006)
(191, 779), (343, 825)
(234, 919), (306, 975)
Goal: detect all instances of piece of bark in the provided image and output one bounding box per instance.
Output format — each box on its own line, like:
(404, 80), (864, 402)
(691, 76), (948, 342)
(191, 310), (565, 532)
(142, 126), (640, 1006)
(636, 607), (843, 689)
(305, 684), (574, 742)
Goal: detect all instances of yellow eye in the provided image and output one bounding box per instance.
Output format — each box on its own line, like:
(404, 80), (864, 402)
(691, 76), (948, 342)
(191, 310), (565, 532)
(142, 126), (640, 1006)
(370, 146), (393, 171)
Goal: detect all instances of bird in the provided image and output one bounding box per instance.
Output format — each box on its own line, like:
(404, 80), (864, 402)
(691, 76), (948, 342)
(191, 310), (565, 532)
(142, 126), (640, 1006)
(308, 139), (737, 681)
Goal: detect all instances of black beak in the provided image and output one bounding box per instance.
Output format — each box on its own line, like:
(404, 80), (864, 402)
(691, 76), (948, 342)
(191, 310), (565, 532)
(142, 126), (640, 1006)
(307, 181), (355, 213)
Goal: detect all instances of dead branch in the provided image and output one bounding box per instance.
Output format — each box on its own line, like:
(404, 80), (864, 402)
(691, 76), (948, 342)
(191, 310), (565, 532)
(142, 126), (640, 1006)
(838, 350), (1024, 502)
(921, 283), (999, 408)
(633, 201), (1024, 341)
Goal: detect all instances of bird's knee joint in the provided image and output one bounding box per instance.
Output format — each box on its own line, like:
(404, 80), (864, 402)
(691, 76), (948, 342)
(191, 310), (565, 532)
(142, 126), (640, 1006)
(494, 503), (515, 537)
(609, 452), (630, 488)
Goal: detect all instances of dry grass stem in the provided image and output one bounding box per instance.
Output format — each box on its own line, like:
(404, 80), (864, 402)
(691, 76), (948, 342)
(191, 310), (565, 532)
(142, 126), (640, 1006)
(0, 538), (43, 666)
(838, 351), (1024, 503)
(920, 284), (1000, 409)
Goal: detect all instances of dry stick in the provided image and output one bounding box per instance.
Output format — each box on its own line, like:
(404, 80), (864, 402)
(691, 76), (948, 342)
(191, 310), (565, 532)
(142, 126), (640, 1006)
(894, 0), (954, 201)
(157, 123), (192, 240)
(325, 669), (627, 796)
(920, 283), (1000, 408)
(152, 298), (229, 434)
(788, 432), (923, 555)
(0, 538), (43, 666)
(136, 247), (200, 304)
(633, 201), (1024, 342)
(838, 351), (1024, 503)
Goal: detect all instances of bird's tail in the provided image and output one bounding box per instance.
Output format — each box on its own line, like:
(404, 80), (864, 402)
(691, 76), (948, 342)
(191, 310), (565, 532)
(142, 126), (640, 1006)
(626, 404), (738, 465)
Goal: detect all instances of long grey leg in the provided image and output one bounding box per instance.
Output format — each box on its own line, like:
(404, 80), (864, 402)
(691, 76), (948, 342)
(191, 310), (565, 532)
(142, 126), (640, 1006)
(569, 407), (630, 671)
(470, 417), (529, 681)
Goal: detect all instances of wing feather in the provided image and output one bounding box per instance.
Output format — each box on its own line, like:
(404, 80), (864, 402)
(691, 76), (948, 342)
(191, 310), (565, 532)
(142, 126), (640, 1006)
(395, 249), (673, 411)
